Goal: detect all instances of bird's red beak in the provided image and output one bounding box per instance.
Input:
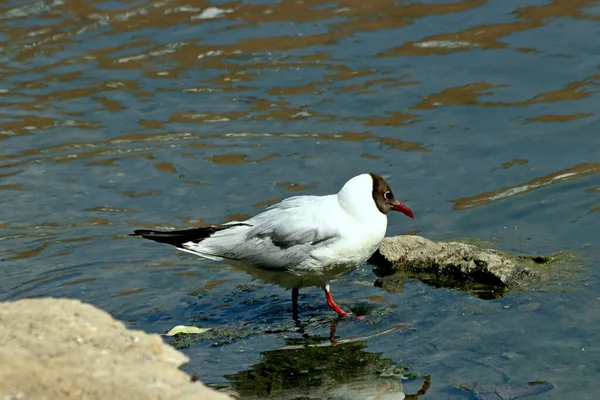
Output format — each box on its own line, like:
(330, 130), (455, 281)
(391, 202), (414, 218)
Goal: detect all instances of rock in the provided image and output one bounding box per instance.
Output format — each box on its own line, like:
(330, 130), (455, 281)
(0, 298), (233, 400)
(370, 235), (562, 298)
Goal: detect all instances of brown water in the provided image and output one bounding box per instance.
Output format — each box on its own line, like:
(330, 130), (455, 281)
(1, 0), (599, 398)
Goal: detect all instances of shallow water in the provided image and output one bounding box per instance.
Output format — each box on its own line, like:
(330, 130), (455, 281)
(1, 0), (599, 398)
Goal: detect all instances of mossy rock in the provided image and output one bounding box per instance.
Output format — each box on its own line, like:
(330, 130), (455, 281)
(370, 235), (582, 299)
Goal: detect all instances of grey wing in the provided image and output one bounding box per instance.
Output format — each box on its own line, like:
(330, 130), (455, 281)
(251, 197), (339, 248)
(219, 196), (340, 269)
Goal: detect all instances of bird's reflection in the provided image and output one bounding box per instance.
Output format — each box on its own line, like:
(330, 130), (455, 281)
(222, 322), (430, 400)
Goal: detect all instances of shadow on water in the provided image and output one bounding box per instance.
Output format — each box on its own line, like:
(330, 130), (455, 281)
(374, 268), (510, 301)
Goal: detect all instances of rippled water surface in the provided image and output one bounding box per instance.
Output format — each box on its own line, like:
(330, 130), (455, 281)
(1, 0), (600, 398)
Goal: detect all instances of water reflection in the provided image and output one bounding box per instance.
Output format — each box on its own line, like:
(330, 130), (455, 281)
(1, 0), (598, 132)
(452, 163), (600, 210)
(0, 130), (426, 171)
(222, 323), (430, 400)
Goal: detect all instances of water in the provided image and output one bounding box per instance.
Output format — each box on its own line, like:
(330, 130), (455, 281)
(1, 0), (599, 398)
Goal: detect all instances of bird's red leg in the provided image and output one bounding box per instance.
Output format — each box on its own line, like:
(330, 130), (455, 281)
(291, 287), (300, 321)
(324, 284), (351, 318)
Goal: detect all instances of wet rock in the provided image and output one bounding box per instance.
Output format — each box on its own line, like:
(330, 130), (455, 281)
(370, 235), (561, 297)
(0, 298), (233, 400)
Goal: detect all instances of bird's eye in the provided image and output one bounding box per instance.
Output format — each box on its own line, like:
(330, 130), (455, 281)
(383, 191), (391, 200)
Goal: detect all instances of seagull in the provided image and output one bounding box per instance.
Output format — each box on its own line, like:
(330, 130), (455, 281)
(131, 173), (414, 318)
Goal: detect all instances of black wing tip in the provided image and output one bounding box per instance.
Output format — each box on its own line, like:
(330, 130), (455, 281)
(131, 229), (153, 237)
(130, 230), (185, 247)
(130, 228), (194, 247)
(130, 223), (251, 247)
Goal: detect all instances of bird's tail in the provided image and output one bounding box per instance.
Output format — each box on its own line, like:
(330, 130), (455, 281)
(130, 223), (250, 248)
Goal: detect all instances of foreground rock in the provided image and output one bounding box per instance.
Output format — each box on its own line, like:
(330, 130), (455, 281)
(0, 298), (233, 400)
(370, 235), (562, 298)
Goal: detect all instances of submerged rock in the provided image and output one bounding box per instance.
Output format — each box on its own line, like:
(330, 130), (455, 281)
(468, 381), (555, 400)
(0, 298), (232, 400)
(370, 235), (564, 299)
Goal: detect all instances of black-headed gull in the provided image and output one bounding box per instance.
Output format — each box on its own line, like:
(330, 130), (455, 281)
(132, 173), (413, 318)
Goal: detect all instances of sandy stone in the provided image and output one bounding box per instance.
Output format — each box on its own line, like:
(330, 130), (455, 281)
(0, 298), (233, 400)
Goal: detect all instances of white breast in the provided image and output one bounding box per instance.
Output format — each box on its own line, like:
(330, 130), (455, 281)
(307, 202), (388, 270)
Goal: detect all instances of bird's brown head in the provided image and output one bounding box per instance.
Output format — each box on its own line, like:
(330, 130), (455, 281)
(369, 173), (414, 218)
